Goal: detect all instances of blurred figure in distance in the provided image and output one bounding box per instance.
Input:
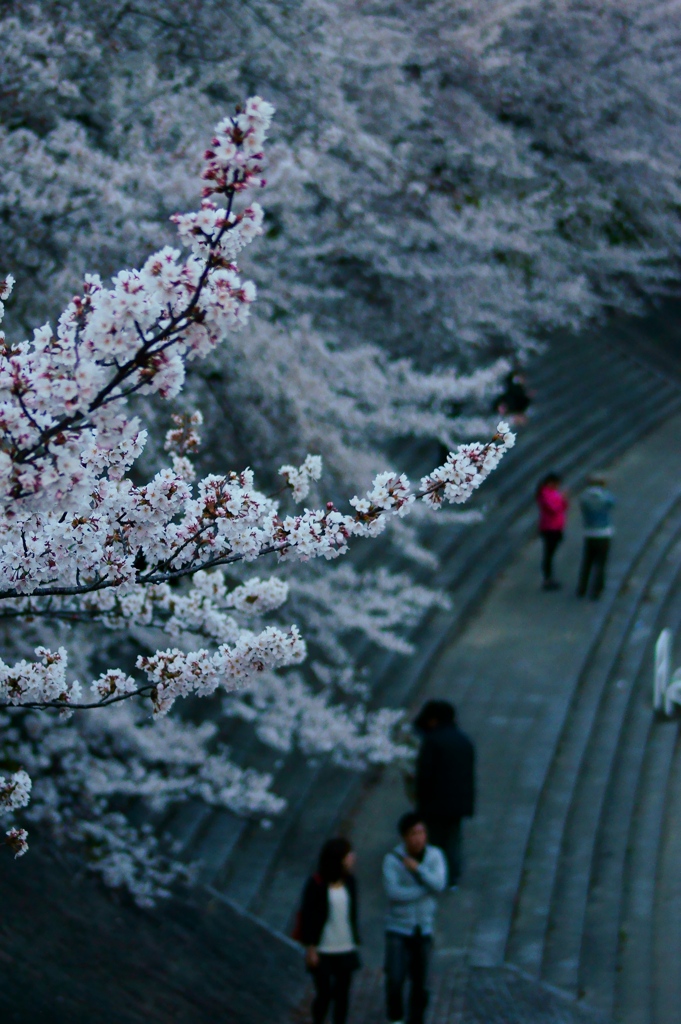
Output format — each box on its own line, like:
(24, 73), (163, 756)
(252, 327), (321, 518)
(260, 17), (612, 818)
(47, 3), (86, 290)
(414, 699), (475, 888)
(492, 368), (533, 426)
(577, 474), (615, 600)
(536, 472), (568, 591)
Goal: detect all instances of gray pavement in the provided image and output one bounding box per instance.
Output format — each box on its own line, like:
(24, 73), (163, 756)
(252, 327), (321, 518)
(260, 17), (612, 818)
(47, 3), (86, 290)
(345, 411), (681, 1023)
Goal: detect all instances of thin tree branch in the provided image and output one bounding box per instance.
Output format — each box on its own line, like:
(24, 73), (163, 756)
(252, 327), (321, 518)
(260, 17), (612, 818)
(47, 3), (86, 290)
(3, 683), (157, 711)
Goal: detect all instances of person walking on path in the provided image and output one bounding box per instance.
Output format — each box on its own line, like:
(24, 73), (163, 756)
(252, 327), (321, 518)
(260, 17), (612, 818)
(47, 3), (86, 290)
(577, 475), (615, 600)
(383, 812), (447, 1024)
(536, 472), (569, 590)
(297, 837), (361, 1024)
(492, 368), (533, 426)
(414, 699), (475, 888)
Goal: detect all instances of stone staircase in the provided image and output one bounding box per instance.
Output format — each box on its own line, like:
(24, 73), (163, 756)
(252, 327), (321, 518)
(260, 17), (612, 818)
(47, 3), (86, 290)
(505, 488), (681, 1014)
(0, 847), (305, 1024)
(333, 316), (681, 1022)
(110, 305), (681, 1024)
(191, 320), (681, 935)
(300, 957), (608, 1024)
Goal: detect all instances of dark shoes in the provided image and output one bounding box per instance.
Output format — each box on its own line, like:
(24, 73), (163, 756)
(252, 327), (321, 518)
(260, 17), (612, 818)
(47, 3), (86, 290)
(543, 579), (561, 591)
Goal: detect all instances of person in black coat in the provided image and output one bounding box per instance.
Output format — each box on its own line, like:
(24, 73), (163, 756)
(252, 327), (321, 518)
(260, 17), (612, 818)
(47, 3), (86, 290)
(492, 369), (533, 425)
(297, 837), (360, 1024)
(414, 700), (475, 887)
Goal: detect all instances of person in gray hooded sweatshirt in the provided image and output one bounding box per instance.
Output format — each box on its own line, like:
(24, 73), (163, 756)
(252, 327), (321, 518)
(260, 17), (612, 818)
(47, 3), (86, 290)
(382, 811), (447, 1024)
(577, 474), (615, 599)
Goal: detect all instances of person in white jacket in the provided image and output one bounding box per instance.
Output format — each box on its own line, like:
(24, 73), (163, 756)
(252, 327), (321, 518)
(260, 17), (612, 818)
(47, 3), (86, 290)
(382, 811), (447, 1024)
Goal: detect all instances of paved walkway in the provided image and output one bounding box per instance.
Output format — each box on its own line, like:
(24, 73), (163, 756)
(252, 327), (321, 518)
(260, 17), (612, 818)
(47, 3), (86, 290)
(344, 410), (681, 1023)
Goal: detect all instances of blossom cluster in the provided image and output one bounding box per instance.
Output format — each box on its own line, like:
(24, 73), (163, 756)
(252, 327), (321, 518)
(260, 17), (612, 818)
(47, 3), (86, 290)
(138, 624), (306, 716)
(5, 827), (29, 858)
(0, 425), (513, 713)
(164, 410), (203, 457)
(420, 423), (516, 508)
(0, 416), (512, 618)
(0, 97), (275, 516)
(0, 700), (285, 901)
(0, 614), (306, 719)
(0, 769), (31, 860)
(226, 669), (412, 766)
(0, 768), (32, 811)
(201, 96), (274, 197)
(0, 647), (81, 706)
(278, 454), (323, 502)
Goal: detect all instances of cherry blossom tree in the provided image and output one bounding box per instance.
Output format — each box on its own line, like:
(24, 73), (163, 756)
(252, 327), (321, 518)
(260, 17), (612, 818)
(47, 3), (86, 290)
(6, 0), (681, 369)
(448, 0), (681, 316)
(267, 0), (681, 361)
(3, 0), (679, 900)
(5, 0), (679, 900)
(0, 10), (511, 897)
(0, 95), (514, 890)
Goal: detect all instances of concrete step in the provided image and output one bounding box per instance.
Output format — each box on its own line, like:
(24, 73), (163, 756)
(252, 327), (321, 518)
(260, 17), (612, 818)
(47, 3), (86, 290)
(188, 809), (246, 884)
(539, 532), (681, 994)
(606, 606), (681, 1024)
(445, 416), (681, 971)
(218, 757), (319, 909)
(329, 959), (608, 1024)
(650, 731), (681, 1024)
(578, 568), (681, 1016)
(506, 494), (681, 979)
(607, 725), (676, 1024)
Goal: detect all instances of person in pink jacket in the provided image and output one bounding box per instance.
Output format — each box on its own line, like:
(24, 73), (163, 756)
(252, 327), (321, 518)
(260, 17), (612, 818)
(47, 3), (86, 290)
(536, 473), (568, 590)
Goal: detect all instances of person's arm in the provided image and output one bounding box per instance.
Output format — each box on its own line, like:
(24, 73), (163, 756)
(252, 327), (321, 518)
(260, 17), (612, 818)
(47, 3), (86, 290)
(300, 877), (324, 965)
(303, 890), (320, 966)
(383, 852), (422, 903)
(463, 738), (476, 817)
(415, 847), (447, 893)
(348, 876), (361, 946)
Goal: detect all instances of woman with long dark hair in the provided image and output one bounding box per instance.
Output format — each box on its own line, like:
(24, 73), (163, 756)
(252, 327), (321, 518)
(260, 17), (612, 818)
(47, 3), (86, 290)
(536, 472), (568, 590)
(297, 837), (360, 1024)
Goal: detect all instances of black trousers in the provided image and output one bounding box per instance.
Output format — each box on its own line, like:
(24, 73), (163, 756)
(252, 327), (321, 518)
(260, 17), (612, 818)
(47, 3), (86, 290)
(424, 816), (462, 886)
(577, 537), (610, 598)
(311, 952), (356, 1024)
(385, 931), (432, 1024)
(540, 529), (563, 581)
